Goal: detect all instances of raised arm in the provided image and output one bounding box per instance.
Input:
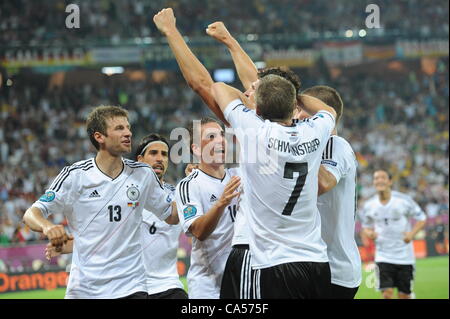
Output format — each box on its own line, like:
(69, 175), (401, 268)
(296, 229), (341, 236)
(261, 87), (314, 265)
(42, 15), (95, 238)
(153, 8), (229, 126)
(211, 82), (248, 113)
(298, 94), (337, 119)
(206, 22), (258, 91)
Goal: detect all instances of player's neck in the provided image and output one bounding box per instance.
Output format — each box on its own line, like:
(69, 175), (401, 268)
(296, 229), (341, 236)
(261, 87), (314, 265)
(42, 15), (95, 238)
(378, 189), (392, 204)
(198, 162), (225, 180)
(273, 119), (294, 126)
(95, 151), (124, 179)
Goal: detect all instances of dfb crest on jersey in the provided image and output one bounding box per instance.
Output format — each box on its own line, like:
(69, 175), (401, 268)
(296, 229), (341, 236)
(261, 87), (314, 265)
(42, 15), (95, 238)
(126, 184), (140, 201)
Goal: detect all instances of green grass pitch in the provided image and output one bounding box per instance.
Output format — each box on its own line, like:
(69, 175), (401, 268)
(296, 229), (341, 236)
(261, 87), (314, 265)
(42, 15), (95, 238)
(0, 256), (447, 299)
(355, 256), (448, 299)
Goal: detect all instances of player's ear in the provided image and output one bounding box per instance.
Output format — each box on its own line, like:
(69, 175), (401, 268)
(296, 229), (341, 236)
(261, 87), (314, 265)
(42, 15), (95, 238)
(191, 143), (201, 158)
(93, 132), (105, 146)
(137, 154), (144, 163)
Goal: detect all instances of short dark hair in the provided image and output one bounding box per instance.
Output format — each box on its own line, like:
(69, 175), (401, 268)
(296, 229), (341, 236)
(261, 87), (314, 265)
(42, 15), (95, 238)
(302, 85), (344, 124)
(135, 133), (170, 160)
(255, 75), (296, 121)
(86, 106), (129, 150)
(187, 117), (222, 154)
(374, 169), (392, 180)
(258, 67), (302, 95)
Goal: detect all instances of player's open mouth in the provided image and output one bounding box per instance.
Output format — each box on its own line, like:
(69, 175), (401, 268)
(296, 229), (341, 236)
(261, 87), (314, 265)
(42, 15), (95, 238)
(152, 164), (164, 172)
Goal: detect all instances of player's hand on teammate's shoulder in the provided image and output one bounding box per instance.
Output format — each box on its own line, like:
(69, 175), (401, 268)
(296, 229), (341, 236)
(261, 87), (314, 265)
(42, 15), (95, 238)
(206, 22), (232, 44)
(153, 8), (177, 35)
(216, 176), (241, 208)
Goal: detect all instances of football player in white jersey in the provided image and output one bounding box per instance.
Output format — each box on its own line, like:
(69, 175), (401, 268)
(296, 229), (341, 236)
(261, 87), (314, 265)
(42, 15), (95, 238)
(154, 10), (336, 298)
(205, 21), (362, 299)
(211, 75), (337, 299)
(361, 170), (427, 299)
(174, 117), (241, 299)
(44, 133), (187, 299)
(134, 133), (187, 299)
(23, 106), (179, 299)
(299, 86), (362, 299)
(153, 9), (248, 299)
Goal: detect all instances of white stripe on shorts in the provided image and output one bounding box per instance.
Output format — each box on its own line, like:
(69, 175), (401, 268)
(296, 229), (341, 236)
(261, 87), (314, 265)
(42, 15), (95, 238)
(241, 250), (253, 299)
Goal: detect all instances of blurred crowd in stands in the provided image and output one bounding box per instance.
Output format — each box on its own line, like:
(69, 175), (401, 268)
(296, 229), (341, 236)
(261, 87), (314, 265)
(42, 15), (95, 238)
(0, 57), (448, 246)
(1, 0), (448, 46)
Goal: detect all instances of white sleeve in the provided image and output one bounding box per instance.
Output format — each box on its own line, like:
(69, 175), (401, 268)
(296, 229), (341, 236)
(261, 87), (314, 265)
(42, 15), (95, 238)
(175, 179), (204, 236)
(223, 99), (265, 130)
(143, 169), (172, 221)
(406, 197), (427, 222)
(32, 166), (73, 218)
(310, 110), (336, 143)
(321, 138), (353, 183)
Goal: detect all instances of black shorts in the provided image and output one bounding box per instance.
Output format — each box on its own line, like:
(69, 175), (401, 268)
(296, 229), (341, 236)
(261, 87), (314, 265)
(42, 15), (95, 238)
(330, 284), (359, 299)
(147, 288), (188, 299)
(376, 262), (415, 295)
(256, 261), (331, 299)
(220, 245), (254, 299)
(118, 291), (148, 299)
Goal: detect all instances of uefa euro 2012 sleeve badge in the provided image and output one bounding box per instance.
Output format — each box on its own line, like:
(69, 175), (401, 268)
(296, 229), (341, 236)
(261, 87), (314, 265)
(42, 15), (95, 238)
(126, 184), (140, 208)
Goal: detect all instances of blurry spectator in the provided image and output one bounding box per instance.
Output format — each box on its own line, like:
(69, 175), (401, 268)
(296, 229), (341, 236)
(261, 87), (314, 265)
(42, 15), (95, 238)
(1, 0), (448, 46)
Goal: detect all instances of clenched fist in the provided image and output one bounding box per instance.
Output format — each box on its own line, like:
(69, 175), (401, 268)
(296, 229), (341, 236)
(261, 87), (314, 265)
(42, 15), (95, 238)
(43, 224), (70, 252)
(153, 8), (177, 35)
(206, 22), (233, 44)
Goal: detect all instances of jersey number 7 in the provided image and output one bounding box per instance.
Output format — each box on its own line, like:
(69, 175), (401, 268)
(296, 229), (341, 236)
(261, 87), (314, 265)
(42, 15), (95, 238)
(282, 162), (308, 216)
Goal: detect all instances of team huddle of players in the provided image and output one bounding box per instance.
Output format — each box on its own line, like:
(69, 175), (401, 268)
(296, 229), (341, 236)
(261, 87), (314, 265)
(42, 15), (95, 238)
(23, 8), (426, 299)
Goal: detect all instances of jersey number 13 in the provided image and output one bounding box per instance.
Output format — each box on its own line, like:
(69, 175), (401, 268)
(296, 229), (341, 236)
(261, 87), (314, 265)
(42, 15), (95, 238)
(108, 205), (122, 222)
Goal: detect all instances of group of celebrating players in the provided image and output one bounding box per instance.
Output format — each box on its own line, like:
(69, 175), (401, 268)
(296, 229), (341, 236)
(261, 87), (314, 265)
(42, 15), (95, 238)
(22, 8), (426, 299)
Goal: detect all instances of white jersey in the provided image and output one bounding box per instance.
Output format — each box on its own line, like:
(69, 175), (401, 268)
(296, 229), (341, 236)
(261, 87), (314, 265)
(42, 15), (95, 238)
(224, 99), (335, 269)
(32, 158), (171, 299)
(175, 168), (237, 299)
(231, 167), (250, 246)
(361, 191), (426, 265)
(141, 182), (184, 295)
(317, 135), (362, 288)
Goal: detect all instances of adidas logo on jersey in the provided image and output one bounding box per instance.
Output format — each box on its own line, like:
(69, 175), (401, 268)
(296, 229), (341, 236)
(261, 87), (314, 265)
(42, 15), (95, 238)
(89, 190), (101, 198)
(210, 194), (218, 202)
